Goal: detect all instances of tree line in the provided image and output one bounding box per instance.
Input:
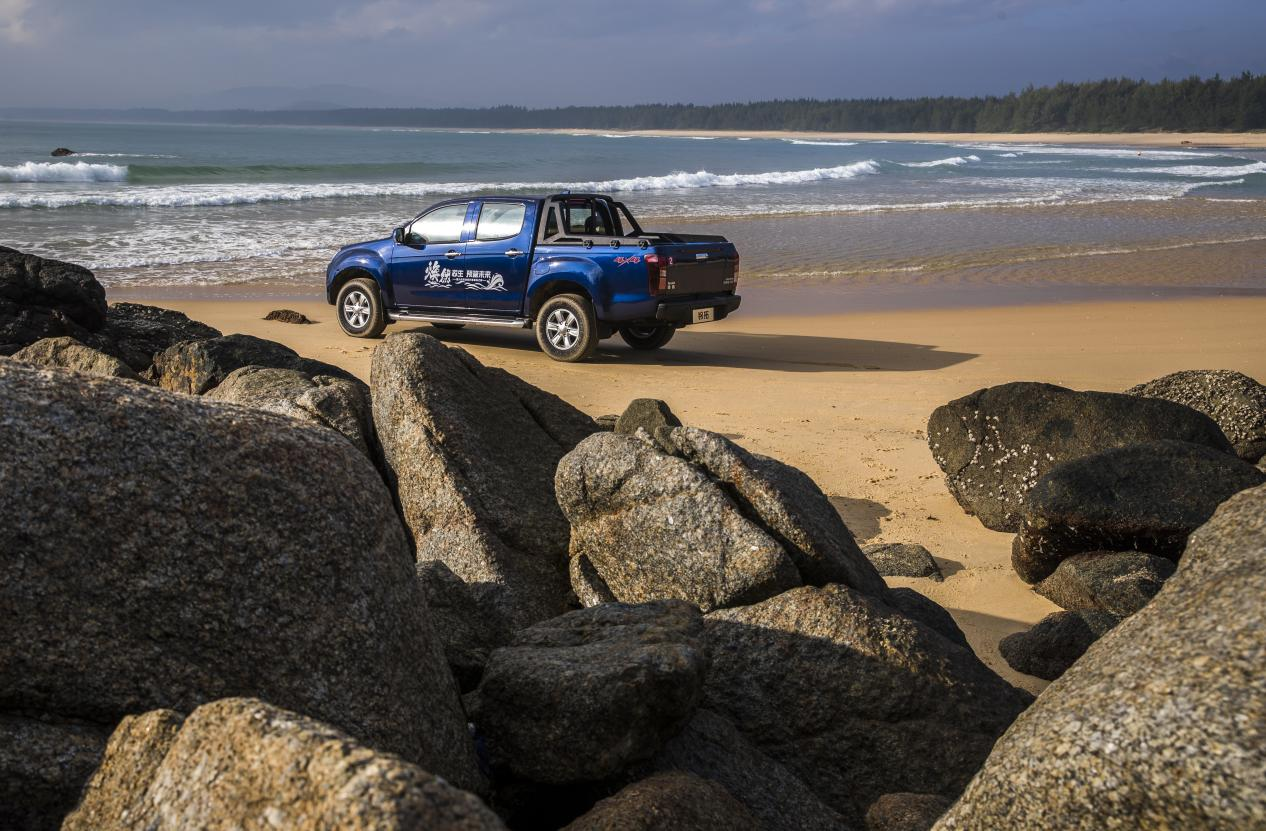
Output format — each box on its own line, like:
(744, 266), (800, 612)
(11, 74), (1266, 132)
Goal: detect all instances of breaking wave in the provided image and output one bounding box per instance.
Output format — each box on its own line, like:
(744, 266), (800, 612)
(1113, 161), (1266, 178)
(0, 161), (129, 183)
(901, 155), (980, 168)
(0, 160), (883, 209)
(785, 139), (859, 146)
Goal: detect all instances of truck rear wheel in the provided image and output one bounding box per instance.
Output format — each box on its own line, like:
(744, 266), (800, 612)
(619, 325), (676, 351)
(536, 294), (598, 362)
(336, 278), (387, 338)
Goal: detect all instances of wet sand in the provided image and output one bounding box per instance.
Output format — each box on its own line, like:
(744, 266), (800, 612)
(139, 292), (1266, 693)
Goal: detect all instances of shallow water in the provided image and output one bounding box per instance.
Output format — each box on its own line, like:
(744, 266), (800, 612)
(2, 120), (1263, 301)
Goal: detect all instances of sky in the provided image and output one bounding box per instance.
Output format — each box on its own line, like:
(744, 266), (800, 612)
(1, 0), (1264, 109)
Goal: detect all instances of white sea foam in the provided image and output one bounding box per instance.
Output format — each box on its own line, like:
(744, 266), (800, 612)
(1112, 161), (1266, 178)
(998, 152), (1019, 158)
(952, 143), (1223, 161)
(583, 161), (881, 191)
(0, 161), (883, 209)
(784, 139), (859, 146)
(901, 155), (980, 168)
(0, 161), (129, 183)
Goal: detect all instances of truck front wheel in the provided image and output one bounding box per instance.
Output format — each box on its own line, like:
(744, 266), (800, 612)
(336, 277), (387, 338)
(619, 325), (676, 351)
(536, 294), (598, 362)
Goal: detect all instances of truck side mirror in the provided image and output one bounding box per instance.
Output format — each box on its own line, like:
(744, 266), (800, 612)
(393, 227), (404, 244)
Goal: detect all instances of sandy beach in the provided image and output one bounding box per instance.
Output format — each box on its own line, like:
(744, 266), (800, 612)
(135, 291), (1266, 694)
(518, 127), (1266, 149)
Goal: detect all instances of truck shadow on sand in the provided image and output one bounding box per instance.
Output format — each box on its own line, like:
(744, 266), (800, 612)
(403, 326), (977, 373)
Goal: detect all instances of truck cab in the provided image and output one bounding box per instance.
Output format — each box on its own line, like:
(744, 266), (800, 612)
(325, 193), (741, 361)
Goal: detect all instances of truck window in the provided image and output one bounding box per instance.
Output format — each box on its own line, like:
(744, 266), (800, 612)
(475, 202), (526, 241)
(561, 200), (613, 236)
(409, 203), (468, 244)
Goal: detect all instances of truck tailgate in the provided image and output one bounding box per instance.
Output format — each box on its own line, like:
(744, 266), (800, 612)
(654, 243), (738, 296)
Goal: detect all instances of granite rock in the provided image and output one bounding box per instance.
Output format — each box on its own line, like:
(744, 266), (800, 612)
(1011, 439), (1264, 582)
(0, 362), (481, 818)
(862, 542), (944, 580)
(63, 699), (503, 831)
(998, 610), (1121, 681)
(703, 584), (1030, 824)
(1127, 369), (1266, 459)
(469, 600), (707, 784)
(561, 771), (758, 831)
(12, 335), (142, 381)
(927, 382), (1234, 532)
(934, 482), (1266, 829)
(1033, 550), (1176, 616)
(372, 333), (597, 628)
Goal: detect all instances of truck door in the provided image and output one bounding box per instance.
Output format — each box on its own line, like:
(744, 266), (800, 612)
(390, 201), (475, 310)
(459, 199), (535, 315)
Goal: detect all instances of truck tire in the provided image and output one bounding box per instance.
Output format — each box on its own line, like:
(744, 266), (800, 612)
(536, 294), (599, 362)
(429, 323), (465, 331)
(619, 325), (675, 351)
(336, 277), (387, 338)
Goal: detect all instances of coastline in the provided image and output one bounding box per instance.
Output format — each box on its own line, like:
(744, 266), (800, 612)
(132, 292), (1266, 694)
(503, 127), (1266, 149)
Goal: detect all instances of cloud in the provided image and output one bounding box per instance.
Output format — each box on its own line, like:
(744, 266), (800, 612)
(0, 0), (33, 43)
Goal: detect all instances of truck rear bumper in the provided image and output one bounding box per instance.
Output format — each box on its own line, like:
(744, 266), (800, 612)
(654, 294), (741, 325)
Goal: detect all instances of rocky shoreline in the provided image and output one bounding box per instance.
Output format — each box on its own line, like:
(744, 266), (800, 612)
(2, 244), (1264, 829)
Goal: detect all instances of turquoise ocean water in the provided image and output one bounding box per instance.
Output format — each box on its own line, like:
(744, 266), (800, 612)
(2, 120), (1264, 301)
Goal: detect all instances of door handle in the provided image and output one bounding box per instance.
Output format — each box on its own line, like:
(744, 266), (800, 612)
(445, 250), (460, 259)
(504, 248), (524, 258)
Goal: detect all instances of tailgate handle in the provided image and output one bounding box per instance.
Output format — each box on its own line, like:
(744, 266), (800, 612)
(504, 248), (524, 258)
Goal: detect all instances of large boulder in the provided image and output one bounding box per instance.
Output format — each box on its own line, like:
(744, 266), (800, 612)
(702, 584), (1031, 824)
(205, 365), (376, 459)
(1127, 369), (1266, 461)
(0, 363), (481, 826)
(561, 771), (758, 831)
(885, 587), (970, 649)
(63, 699), (504, 831)
(555, 428), (885, 613)
(0, 246), (107, 354)
(1034, 550), (1176, 616)
(468, 600), (707, 784)
(90, 302), (221, 372)
(12, 335), (142, 381)
(372, 333), (598, 628)
(153, 333), (353, 395)
(862, 542), (943, 581)
(1011, 439), (1265, 582)
(936, 482), (1266, 829)
(998, 610), (1121, 681)
(928, 382), (1234, 531)
(648, 708), (849, 831)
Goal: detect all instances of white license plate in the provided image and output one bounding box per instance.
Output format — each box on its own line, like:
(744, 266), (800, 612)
(692, 307), (715, 324)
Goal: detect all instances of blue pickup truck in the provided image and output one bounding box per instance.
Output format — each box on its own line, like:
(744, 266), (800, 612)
(325, 193), (741, 361)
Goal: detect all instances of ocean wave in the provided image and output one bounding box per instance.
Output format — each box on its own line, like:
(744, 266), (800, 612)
(951, 143), (1222, 161)
(586, 161), (881, 191)
(0, 161), (129, 183)
(784, 139), (859, 146)
(1112, 161), (1266, 178)
(0, 161), (883, 209)
(997, 152), (1019, 158)
(901, 155), (980, 168)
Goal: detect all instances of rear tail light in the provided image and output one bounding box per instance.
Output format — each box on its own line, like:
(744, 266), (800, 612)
(646, 253), (669, 295)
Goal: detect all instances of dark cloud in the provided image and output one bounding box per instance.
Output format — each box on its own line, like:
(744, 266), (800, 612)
(1, 0), (1263, 108)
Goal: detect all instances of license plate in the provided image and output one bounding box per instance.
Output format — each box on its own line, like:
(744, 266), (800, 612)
(692, 307), (715, 324)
